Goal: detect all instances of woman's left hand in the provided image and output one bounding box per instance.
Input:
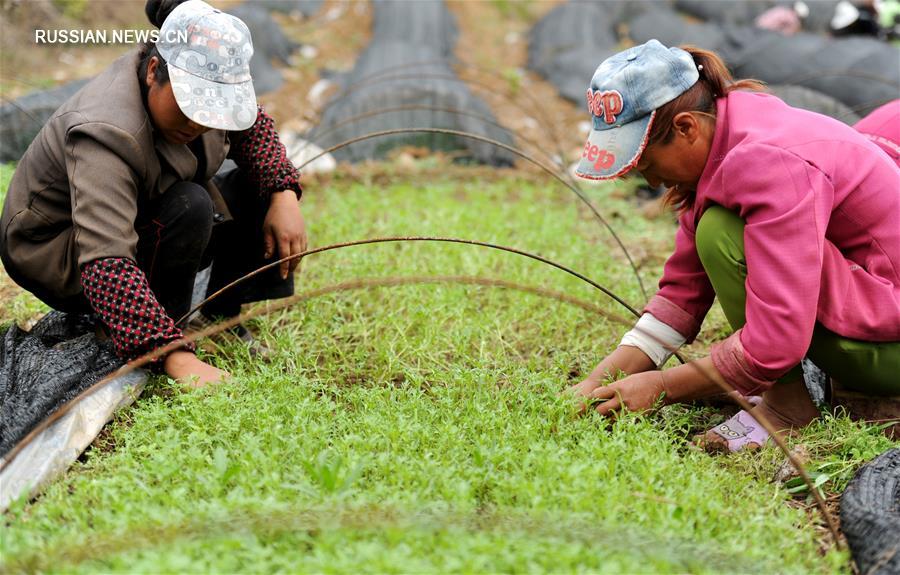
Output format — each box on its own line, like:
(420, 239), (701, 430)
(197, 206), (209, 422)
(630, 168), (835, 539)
(588, 371), (668, 417)
(263, 190), (307, 279)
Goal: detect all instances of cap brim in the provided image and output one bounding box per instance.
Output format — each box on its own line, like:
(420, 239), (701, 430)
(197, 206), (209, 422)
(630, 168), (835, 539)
(574, 111), (655, 181)
(168, 63), (258, 131)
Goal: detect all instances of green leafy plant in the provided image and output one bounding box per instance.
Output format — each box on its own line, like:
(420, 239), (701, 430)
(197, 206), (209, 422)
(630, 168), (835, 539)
(0, 169), (878, 574)
(303, 451), (363, 495)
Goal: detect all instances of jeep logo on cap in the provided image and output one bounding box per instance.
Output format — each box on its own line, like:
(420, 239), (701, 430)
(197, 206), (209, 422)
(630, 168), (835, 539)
(586, 89), (624, 125)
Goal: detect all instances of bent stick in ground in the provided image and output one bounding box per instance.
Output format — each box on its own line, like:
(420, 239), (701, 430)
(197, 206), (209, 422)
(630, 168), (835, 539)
(2, 268), (639, 472)
(177, 236), (643, 326)
(2, 254), (840, 550)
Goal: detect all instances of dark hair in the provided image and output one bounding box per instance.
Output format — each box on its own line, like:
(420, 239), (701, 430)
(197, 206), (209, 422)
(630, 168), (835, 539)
(138, 0), (189, 90)
(650, 46), (767, 211)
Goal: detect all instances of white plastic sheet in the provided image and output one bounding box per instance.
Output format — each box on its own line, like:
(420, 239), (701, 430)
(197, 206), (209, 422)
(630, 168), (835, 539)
(0, 369), (146, 512)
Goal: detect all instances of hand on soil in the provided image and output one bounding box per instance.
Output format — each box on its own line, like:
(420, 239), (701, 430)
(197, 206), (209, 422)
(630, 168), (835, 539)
(564, 377), (604, 415)
(587, 371), (667, 417)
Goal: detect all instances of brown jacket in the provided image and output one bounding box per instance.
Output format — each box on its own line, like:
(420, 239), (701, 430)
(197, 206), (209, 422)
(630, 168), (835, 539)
(0, 50), (231, 302)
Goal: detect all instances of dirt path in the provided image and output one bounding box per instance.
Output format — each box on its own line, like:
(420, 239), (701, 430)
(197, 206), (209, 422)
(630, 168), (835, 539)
(446, 0), (583, 170)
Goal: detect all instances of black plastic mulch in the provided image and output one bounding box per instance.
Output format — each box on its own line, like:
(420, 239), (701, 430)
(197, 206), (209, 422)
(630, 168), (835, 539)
(627, 6), (899, 116)
(308, 0), (515, 166)
(526, 1), (657, 104)
(674, 0), (841, 33)
(250, 0), (323, 17)
(0, 79), (90, 164)
(841, 448), (900, 575)
(227, 3), (299, 95)
(0, 312), (121, 458)
(767, 85), (860, 125)
(528, 1), (898, 120)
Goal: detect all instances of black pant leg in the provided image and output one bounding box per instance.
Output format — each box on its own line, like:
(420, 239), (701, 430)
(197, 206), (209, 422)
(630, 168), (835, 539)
(135, 182), (214, 323)
(202, 168), (294, 318)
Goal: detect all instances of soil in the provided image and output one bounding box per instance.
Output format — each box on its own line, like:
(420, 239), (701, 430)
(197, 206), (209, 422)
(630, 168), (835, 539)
(445, 0), (583, 167)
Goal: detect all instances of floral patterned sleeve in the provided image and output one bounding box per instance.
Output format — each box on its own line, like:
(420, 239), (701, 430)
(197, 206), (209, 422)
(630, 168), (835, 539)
(81, 257), (193, 369)
(227, 105), (302, 199)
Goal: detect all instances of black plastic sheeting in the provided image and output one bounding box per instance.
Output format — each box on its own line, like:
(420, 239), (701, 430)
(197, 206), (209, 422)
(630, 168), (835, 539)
(227, 3), (299, 95)
(768, 84), (859, 124)
(529, 1), (899, 120)
(627, 6), (900, 116)
(0, 79), (89, 164)
(732, 34), (898, 116)
(627, 8), (752, 63)
(527, 2), (620, 104)
(308, 0), (514, 166)
(675, 0), (778, 27)
(840, 448), (900, 574)
(0, 312), (121, 457)
(250, 0), (323, 17)
(527, 1), (664, 104)
(674, 0), (841, 33)
(373, 0), (458, 60)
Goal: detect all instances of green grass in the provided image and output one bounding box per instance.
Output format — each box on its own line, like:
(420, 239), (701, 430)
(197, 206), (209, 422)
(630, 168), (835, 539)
(0, 166), (893, 573)
(50, 0), (89, 19)
(0, 163), (51, 327)
(490, 0), (536, 21)
(0, 163), (14, 205)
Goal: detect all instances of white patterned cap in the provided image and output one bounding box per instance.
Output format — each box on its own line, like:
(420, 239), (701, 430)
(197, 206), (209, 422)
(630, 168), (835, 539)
(157, 0), (257, 130)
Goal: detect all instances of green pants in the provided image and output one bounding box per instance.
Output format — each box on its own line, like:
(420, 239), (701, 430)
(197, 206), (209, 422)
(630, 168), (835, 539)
(695, 206), (900, 396)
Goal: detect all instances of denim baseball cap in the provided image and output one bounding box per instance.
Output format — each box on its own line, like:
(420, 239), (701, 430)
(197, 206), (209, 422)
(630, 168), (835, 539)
(157, 0), (257, 131)
(575, 39), (699, 180)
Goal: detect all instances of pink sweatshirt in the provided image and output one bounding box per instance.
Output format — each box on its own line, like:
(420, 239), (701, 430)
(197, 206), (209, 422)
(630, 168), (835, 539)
(854, 100), (900, 168)
(645, 92), (900, 395)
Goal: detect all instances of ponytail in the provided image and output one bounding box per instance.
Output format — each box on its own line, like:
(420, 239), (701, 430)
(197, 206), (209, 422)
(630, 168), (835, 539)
(687, 46), (766, 101)
(649, 46), (767, 211)
(138, 0), (190, 89)
(145, 0), (187, 28)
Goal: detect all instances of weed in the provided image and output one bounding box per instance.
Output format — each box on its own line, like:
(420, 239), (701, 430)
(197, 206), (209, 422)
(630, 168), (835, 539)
(51, 0), (89, 20)
(0, 163), (14, 205)
(502, 68), (522, 96)
(489, 0), (534, 21)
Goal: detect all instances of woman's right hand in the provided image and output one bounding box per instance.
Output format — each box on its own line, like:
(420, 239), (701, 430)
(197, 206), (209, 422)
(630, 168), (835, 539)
(164, 350), (230, 388)
(565, 346), (657, 413)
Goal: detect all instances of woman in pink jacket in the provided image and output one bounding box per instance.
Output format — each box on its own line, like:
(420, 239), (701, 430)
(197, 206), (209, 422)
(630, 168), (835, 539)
(569, 39), (900, 452)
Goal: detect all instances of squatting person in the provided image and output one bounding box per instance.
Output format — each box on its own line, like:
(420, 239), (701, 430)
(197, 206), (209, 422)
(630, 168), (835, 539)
(0, 0), (306, 386)
(568, 39), (899, 451)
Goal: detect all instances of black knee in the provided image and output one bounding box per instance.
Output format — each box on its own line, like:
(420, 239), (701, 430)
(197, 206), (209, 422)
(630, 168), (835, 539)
(160, 182), (215, 237)
(136, 182), (215, 269)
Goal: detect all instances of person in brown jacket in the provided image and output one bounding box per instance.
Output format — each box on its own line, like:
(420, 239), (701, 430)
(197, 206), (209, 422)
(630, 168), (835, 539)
(0, 0), (305, 386)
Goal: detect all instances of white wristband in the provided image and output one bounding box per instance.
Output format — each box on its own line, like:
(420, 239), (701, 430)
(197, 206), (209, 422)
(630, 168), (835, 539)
(619, 313), (687, 368)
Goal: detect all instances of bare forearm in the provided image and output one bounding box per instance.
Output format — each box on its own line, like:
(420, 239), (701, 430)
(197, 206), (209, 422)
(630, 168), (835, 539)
(588, 345), (657, 382)
(660, 356), (728, 404)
